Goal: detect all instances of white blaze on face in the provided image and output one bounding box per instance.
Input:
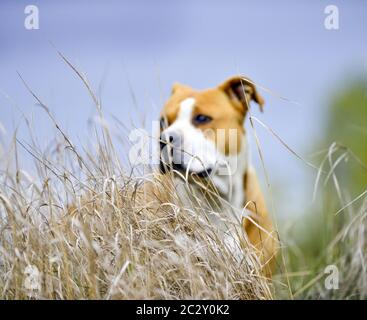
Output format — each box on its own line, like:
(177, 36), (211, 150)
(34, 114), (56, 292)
(162, 97), (220, 174)
(178, 97), (195, 121)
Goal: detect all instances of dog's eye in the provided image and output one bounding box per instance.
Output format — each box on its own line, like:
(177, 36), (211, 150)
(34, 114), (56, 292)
(193, 114), (212, 125)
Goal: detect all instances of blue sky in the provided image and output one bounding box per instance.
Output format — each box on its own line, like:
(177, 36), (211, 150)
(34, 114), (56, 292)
(0, 0), (366, 218)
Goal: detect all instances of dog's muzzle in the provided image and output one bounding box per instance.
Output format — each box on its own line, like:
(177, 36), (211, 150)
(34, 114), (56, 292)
(159, 131), (213, 178)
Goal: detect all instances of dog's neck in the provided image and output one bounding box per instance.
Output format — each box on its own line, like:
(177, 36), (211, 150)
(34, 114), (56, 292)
(211, 134), (249, 210)
(173, 134), (249, 215)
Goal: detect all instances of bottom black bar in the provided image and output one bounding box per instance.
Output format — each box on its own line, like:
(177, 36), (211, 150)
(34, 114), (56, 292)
(0, 300), (365, 318)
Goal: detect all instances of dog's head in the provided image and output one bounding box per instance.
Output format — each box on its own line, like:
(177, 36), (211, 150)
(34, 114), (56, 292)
(159, 76), (264, 179)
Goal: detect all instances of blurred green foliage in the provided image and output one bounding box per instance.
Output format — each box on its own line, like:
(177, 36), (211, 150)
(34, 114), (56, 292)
(325, 78), (367, 195)
(277, 77), (367, 299)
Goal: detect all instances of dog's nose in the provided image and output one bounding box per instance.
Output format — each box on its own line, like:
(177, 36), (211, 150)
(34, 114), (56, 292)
(160, 131), (180, 150)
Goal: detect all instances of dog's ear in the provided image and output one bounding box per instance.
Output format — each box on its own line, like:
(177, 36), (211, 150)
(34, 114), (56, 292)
(171, 82), (192, 95)
(219, 76), (265, 113)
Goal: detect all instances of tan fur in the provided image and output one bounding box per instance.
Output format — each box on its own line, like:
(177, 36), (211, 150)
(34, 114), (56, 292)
(243, 168), (278, 278)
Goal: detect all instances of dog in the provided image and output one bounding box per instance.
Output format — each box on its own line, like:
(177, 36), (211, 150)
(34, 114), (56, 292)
(158, 76), (278, 277)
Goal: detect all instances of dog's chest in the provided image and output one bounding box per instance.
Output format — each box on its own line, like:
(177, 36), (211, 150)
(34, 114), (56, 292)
(173, 177), (241, 231)
(173, 177), (246, 261)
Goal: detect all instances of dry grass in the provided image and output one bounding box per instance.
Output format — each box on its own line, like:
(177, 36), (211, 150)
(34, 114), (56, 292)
(0, 165), (272, 299)
(306, 199), (367, 299)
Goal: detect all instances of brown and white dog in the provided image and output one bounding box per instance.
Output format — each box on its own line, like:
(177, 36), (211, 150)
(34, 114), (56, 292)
(158, 76), (278, 277)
